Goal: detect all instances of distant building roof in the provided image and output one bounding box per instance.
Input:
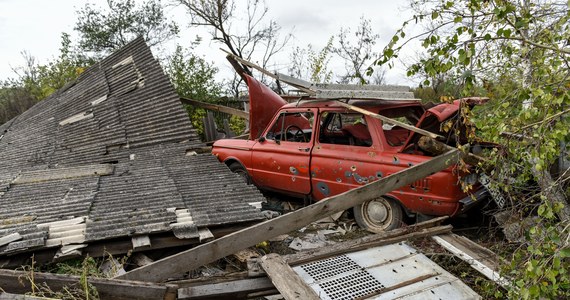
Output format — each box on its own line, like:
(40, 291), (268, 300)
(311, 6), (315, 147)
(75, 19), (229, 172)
(0, 37), (265, 262)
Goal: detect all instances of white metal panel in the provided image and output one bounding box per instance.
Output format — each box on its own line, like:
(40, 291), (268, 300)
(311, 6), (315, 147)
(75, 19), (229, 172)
(293, 242), (480, 300)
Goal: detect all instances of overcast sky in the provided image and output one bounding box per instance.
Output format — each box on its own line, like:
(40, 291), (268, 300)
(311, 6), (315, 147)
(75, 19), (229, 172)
(0, 0), (419, 85)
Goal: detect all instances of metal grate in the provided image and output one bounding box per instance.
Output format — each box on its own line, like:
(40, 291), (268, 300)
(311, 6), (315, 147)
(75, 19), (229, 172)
(319, 270), (385, 300)
(300, 255), (360, 281)
(299, 255), (386, 300)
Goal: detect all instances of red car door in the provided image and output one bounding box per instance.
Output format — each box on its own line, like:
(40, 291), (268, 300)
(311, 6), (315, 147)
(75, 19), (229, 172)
(310, 110), (386, 200)
(251, 108), (316, 196)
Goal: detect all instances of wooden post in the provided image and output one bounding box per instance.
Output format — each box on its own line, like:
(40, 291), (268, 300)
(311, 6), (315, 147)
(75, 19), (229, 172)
(259, 253), (320, 300)
(116, 149), (463, 282)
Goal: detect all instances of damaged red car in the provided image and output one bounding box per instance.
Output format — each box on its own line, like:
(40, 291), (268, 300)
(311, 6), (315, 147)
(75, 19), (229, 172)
(212, 75), (488, 232)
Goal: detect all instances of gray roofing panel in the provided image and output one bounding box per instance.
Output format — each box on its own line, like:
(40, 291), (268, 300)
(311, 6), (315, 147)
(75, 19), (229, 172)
(0, 37), (265, 258)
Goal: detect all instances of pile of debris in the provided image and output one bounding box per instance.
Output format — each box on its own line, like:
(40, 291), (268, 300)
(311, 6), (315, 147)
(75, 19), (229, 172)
(2, 144), (509, 299)
(0, 38), (266, 268)
(0, 38), (511, 299)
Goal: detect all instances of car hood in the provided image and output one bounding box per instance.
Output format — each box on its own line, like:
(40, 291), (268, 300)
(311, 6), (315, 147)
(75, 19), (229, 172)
(402, 97), (489, 150)
(245, 74), (288, 139)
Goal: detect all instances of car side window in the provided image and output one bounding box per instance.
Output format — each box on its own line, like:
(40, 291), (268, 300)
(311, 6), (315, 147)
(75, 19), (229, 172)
(319, 112), (372, 147)
(266, 112), (313, 143)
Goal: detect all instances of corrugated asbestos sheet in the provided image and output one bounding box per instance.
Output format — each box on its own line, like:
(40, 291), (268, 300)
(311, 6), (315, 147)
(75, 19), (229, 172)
(0, 37), (265, 260)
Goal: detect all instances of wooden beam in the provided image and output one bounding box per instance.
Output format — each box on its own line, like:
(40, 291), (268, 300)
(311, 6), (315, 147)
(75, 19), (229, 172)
(336, 101), (443, 139)
(432, 234), (512, 289)
(225, 55), (248, 82)
(0, 292), (55, 300)
(85, 233), (201, 257)
(284, 225), (452, 266)
(418, 136), (490, 171)
(222, 50), (315, 94)
(177, 277), (274, 299)
(180, 97), (249, 120)
(259, 253), (320, 300)
(0, 269), (176, 300)
(116, 149), (463, 282)
(356, 273), (439, 299)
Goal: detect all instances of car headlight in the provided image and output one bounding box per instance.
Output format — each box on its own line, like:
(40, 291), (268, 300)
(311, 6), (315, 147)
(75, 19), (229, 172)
(463, 173), (478, 185)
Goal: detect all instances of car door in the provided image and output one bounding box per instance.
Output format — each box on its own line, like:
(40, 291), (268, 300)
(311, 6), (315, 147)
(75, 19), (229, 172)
(310, 110), (386, 200)
(251, 108), (317, 196)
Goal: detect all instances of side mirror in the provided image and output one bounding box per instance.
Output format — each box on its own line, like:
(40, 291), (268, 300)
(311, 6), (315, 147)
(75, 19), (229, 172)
(258, 136), (266, 142)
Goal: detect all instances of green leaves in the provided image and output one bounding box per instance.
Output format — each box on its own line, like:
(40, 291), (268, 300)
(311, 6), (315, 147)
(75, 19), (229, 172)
(74, 0), (178, 54)
(379, 2), (570, 296)
(165, 44), (223, 139)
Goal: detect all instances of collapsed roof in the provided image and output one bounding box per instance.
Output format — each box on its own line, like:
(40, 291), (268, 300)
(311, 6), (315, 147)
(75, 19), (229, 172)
(0, 37), (265, 264)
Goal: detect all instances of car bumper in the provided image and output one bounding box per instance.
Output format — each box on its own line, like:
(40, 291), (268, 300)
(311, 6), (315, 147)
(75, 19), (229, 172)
(459, 188), (490, 213)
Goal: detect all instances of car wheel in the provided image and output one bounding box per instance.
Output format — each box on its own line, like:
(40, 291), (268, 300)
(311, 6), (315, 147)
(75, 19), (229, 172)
(228, 162), (252, 185)
(354, 197), (403, 233)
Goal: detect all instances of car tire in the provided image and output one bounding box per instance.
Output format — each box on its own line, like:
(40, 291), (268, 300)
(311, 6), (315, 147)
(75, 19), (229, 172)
(354, 197), (403, 233)
(228, 162), (252, 185)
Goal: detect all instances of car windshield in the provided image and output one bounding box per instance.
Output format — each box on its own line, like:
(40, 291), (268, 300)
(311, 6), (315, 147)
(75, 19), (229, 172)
(266, 112), (313, 143)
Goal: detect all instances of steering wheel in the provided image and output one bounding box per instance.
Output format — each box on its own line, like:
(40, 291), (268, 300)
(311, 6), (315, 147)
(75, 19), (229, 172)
(285, 125), (307, 142)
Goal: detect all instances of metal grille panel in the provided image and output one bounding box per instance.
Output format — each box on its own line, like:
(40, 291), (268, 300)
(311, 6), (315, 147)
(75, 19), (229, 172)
(319, 270), (385, 300)
(300, 255), (360, 281)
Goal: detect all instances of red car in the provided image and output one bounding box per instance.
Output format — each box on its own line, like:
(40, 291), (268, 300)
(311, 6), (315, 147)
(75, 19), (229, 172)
(212, 75), (487, 232)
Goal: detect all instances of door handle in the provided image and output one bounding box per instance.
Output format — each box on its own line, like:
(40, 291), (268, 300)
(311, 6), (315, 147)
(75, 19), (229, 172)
(298, 147), (310, 152)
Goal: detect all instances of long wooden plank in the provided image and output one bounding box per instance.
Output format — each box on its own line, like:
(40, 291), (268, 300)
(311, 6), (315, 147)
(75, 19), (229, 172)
(0, 269), (175, 300)
(177, 277), (274, 299)
(285, 225), (452, 266)
(432, 234), (512, 289)
(336, 101), (443, 139)
(0, 293), (54, 300)
(260, 253), (320, 300)
(180, 97), (249, 120)
(222, 50), (315, 94)
(116, 149), (463, 282)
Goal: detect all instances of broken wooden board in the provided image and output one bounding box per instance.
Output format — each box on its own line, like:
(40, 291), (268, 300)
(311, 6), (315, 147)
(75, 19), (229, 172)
(432, 234), (512, 289)
(283, 225), (452, 266)
(116, 149), (463, 282)
(223, 51), (314, 94)
(0, 292), (53, 300)
(0, 269), (177, 300)
(336, 101), (443, 140)
(177, 277), (275, 299)
(180, 97), (249, 120)
(260, 253), (320, 300)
